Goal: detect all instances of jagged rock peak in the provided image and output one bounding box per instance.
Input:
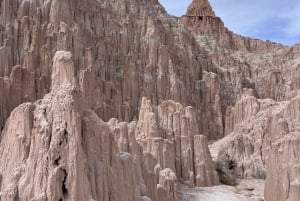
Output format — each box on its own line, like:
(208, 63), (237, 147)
(186, 0), (215, 17)
(51, 51), (76, 91)
(181, 0), (226, 39)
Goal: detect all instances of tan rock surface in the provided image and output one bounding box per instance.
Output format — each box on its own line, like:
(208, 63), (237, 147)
(0, 51), (218, 201)
(0, 0), (299, 200)
(0, 51), (149, 201)
(136, 98), (219, 187)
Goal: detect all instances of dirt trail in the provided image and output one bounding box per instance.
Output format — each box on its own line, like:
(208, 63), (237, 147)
(179, 180), (264, 201)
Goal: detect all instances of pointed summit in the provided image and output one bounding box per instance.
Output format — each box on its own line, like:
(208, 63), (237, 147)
(181, 0), (225, 36)
(186, 0), (215, 17)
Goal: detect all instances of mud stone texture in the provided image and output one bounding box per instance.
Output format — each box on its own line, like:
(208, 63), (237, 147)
(0, 0), (300, 201)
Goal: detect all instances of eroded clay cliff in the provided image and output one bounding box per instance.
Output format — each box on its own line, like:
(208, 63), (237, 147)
(0, 51), (219, 201)
(0, 0), (299, 201)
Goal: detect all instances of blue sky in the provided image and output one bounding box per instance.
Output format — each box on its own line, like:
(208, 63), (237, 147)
(159, 0), (300, 46)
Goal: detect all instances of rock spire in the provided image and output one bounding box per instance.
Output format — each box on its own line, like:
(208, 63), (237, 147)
(186, 0), (215, 17)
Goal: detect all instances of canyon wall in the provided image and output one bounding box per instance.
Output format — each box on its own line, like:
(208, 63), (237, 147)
(0, 0), (299, 201)
(0, 51), (218, 201)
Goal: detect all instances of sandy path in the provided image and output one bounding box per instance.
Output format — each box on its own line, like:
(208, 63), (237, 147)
(178, 180), (264, 201)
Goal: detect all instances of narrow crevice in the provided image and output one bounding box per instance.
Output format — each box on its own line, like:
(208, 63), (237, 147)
(0, 173), (2, 191)
(62, 168), (68, 198)
(286, 170), (291, 200)
(54, 156), (61, 166)
(48, 130), (52, 148)
(63, 129), (68, 143)
(60, 124), (69, 146)
(228, 160), (235, 170)
(64, 122), (69, 143)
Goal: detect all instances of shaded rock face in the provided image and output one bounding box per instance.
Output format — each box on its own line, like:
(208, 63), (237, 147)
(0, 0), (299, 201)
(210, 90), (300, 200)
(264, 94), (300, 201)
(265, 136), (300, 201)
(0, 51), (218, 201)
(135, 97), (219, 188)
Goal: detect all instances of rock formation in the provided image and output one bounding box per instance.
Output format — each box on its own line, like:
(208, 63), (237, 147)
(264, 93), (300, 201)
(135, 97), (219, 187)
(0, 0), (299, 201)
(0, 51), (219, 201)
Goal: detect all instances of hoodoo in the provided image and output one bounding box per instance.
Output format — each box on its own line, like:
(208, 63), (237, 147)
(0, 0), (299, 201)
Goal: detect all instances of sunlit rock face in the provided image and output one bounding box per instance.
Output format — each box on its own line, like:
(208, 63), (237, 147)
(0, 0), (300, 201)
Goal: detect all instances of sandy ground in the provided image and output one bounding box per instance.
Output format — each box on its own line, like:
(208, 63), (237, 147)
(178, 179), (264, 201)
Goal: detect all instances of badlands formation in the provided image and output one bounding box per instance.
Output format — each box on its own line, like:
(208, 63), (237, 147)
(0, 0), (299, 200)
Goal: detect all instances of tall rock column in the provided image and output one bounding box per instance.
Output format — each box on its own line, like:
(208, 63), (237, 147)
(0, 51), (151, 201)
(265, 136), (300, 201)
(265, 94), (300, 201)
(194, 135), (219, 186)
(135, 98), (219, 188)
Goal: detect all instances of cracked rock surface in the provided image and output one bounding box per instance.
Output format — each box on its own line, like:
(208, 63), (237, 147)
(0, 0), (300, 201)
